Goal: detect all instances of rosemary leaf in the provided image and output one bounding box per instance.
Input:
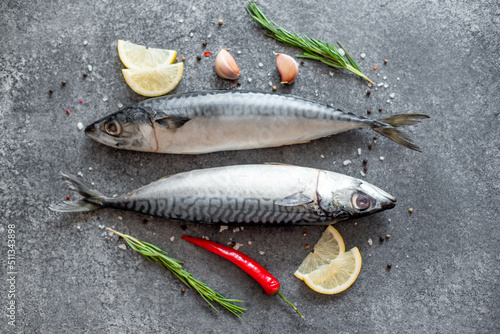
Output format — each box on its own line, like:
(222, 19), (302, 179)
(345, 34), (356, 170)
(246, 2), (373, 84)
(106, 228), (246, 318)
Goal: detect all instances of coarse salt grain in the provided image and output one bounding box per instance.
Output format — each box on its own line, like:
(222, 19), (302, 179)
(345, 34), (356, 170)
(390, 93), (395, 98)
(99, 225), (105, 229)
(258, 62), (263, 68)
(377, 82), (384, 87)
(189, 32), (194, 37)
(259, 251), (265, 255)
(380, 156), (385, 161)
(269, 81), (273, 87)
(384, 83), (389, 88)
(383, 76), (387, 80)
(233, 227), (240, 233)
(368, 238), (373, 246)
(320, 154), (325, 159)
(77, 172), (83, 177)
(88, 65), (93, 72)
(170, 236), (175, 241)
(77, 122), (84, 131)
(357, 148), (362, 155)
(338, 48), (345, 56)
(233, 243), (244, 250)
(118, 244), (127, 250)
(329, 72), (334, 77)
(360, 170), (366, 176)
(248, 241), (252, 245)
(343, 160), (351, 166)
(102, 96), (108, 102)
(237, 50), (241, 54)
(83, 40), (88, 46)
(247, 78), (252, 83)
(88, 167), (92, 171)
(219, 225), (228, 232)
(360, 53), (366, 59)
(76, 225), (81, 231)
(117, 216), (123, 221)
(118, 103), (123, 108)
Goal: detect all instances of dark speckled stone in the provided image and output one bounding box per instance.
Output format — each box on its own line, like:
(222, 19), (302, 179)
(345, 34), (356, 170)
(1, 0), (498, 333)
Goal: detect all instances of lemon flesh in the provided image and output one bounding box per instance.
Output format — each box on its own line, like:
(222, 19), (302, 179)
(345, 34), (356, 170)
(294, 225), (345, 280)
(117, 40), (176, 69)
(302, 247), (362, 295)
(122, 62), (183, 97)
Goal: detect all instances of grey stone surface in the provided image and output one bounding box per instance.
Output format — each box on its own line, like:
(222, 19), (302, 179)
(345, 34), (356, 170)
(1, 0), (499, 333)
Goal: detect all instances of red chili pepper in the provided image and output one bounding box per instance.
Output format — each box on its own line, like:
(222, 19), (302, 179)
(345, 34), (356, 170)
(181, 235), (304, 318)
(204, 51), (211, 57)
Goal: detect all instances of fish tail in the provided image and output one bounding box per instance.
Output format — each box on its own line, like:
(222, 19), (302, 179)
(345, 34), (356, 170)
(372, 114), (430, 152)
(49, 172), (107, 212)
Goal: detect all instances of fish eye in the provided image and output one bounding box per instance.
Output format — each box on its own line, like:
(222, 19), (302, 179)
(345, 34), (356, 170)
(104, 120), (121, 136)
(352, 193), (372, 211)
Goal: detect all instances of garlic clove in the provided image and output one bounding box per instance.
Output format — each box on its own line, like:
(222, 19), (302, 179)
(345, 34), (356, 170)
(276, 53), (299, 84)
(215, 49), (240, 80)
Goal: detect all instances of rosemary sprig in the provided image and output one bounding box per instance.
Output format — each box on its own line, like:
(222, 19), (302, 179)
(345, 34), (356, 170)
(246, 2), (373, 84)
(106, 228), (246, 318)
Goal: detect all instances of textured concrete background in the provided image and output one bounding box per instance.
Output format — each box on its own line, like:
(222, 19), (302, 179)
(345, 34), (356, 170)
(1, 0), (499, 333)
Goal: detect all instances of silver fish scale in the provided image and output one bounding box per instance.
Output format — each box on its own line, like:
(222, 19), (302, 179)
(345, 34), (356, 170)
(140, 90), (362, 123)
(99, 164), (333, 225)
(112, 196), (327, 225)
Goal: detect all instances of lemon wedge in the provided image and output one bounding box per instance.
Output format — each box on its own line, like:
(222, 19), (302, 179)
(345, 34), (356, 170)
(302, 247), (362, 295)
(294, 225), (345, 280)
(122, 62), (183, 97)
(117, 40), (177, 69)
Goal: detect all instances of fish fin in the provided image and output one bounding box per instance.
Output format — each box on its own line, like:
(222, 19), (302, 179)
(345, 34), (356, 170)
(49, 172), (106, 212)
(49, 199), (101, 212)
(276, 192), (314, 207)
(373, 114), (430, 152)
(288, 138), (313, 145)
(157, 174), (173, 181)
(155, 116), (190, 129)
(380, 114), (430, 127)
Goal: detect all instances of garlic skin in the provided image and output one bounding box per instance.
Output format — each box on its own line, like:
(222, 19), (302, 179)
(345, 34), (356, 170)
(215, 49), (240, 80)
(276, 53), (299, 84)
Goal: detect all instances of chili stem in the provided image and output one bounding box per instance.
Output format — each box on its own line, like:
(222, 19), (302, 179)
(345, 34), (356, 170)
(276, 289), (304, 319)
